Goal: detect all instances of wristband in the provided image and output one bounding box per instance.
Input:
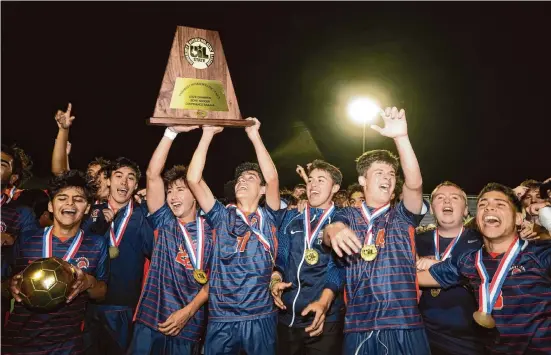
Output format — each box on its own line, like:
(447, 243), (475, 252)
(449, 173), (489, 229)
(164, 127), (178, 140)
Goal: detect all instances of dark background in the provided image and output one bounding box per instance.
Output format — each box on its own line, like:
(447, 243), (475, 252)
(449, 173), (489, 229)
(2, 2), (550, 196)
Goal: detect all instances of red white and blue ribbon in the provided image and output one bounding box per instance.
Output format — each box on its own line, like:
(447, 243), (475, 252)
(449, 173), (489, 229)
(475, 237), (522, 315)
(1, 186), (17, 206)
(433, 226), (464, 261)
(179, 215), (206, 270)
(108, 201), (133, 248)
(360, 202), (390, 245)
(304, 203), (335, 249)
(228, 204), (271, 252)
(42, 226), (84, 262)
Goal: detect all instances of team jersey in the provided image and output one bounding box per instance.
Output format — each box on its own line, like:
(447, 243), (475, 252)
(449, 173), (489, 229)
(429, 240), (551, 355)
(204, 200), (278, 322)
(333, 201), (427, 333)
(416, 227), (485, 355)
(95, 200), (154, 308)
(275, 206), (344, 327)
(1, 201), (39, 280)
(135, 204), (215, 342)
(81, 203), (110, 236)
(2, 227), (109, 354)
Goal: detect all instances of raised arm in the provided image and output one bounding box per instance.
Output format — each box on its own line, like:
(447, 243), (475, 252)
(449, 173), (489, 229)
(146, 126), (198, 214)
(186, 126), (223, 214)
(245, 118), (280, 211)
(371, 107), (423, 214)
(51, 103), (75, 175)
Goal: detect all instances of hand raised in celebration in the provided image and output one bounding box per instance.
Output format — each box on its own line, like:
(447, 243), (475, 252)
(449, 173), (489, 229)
(168, 125), (200, 133)
(55, 103), (75, 130)
(202, 125), (224, 136)
(158, 306), (193, 336)
(244, 117), (261, 138)
(271, 281), (292, 310)
(302, 300), (329, 337)
(371, 107), (408, 139)
(325, 223), (362, 258)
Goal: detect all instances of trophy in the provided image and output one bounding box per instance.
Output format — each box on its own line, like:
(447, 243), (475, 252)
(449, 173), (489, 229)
(148, 26), (252, 127)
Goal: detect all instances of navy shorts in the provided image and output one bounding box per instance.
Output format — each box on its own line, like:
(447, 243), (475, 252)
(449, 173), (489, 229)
(205, 315), (277, 355)
(344, 328), (431, 355)
(126, 322), (198, 355)
(83, 304), (134, 355)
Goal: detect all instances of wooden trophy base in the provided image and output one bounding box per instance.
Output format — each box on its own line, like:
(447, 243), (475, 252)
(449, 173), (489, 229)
(148, 117), (254, 127)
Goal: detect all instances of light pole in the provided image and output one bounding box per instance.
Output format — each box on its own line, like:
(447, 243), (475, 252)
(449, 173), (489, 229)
(347, 97), (380, 154)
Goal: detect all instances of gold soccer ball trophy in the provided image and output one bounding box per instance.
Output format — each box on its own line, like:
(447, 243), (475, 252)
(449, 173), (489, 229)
(19, 257), (76, 312)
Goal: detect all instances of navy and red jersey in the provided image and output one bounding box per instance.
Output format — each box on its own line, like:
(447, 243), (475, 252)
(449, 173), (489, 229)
(1, 203), (39, 280)
(332, 201), (427, 333)
(2, 227), (109, 354)
(94, 201), (154, 308)
(429, 240), (551, 355)
(81, 203), (110, 236)
(275, 207), (345, 328)
(204, 200), (278, 322)
(135, 204), (215, 343)
(416, 227), (485, 355)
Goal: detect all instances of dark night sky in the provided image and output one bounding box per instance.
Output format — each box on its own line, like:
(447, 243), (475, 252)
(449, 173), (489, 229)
(2, 2), (550, 196)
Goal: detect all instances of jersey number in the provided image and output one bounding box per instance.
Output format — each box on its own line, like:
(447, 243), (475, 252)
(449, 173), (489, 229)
(236, 232), (251, 252)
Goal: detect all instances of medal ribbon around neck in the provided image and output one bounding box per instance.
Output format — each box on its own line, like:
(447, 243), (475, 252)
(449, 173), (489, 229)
(1, 186), (17, 206)
(475, 237), (522, 315)
(433, 226), (464, 261)
(360, 202), (390, 245)
(108, 201), (133, 248)
(42, 226), (84, 262)
(178, 215), (206, 271)
(304, 203), (335, 249)
(229, 204), (271, 252)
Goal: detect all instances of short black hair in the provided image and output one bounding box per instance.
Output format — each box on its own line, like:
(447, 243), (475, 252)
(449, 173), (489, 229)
(163, 165), (188, 189)
(234, 162), (265, 185)
(108, 157), (141, 181)
(1, 143), (33, 186)
(307, 160), (343, 186)
(477, 182), (522, 212)
(294, 183), (306, 190)
(47, 170), (96, 204)
(88, 157), (111, 170)
(356, 149), (399, 178)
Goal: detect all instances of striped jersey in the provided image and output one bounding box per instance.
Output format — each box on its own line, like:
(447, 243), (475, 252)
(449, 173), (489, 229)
(135, 204), (215, 342)
(2, 228), (109, 354)
(204, 200), (278, 322)
(416, 227), (485, 355)
(332, 201), (427, 333)
(275, 207), (345, 327)
(429, 240), (551, 355)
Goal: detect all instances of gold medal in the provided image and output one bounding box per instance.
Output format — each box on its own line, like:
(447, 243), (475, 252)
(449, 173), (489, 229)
(473, 311), (496, 329)
(305, 248), (319, 265)
(361, 244), (378, 261)
(193, 269), (208, 285)
(109, 246), (119, 259)
(430, 289), (441, 297)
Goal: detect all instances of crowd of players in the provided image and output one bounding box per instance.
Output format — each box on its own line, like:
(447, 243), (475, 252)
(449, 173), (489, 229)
(1, 104), (550, 355)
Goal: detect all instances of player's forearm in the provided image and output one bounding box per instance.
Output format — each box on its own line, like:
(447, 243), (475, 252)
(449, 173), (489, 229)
(85, 275), (107, 300)
(187, 133), (214, 185)
(417, 270), (441, 288)
(52, 129), (69, 175)
(394, 136), (423, 212)
(187, 284), (209, 314)
(146, 136), (174, 180)
(249, 132), (278, 184)
(317, 288), (335, 311)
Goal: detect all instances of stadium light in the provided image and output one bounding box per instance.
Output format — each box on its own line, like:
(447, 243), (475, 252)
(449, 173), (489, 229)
(347, 97), (381, 152)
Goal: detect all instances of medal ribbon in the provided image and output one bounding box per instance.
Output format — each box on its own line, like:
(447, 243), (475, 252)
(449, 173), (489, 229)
(108, 201), (133, 248)
(178, 215), (205, 270)
(228, 204), (271, 252)
(304, 203), (335, 249)
(1, 186), (17, 206)
(360, 202), (390, 245)
(42, 226), (84, 262)
(475, 237), (523, 314)
(433, 226), (464, 261)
